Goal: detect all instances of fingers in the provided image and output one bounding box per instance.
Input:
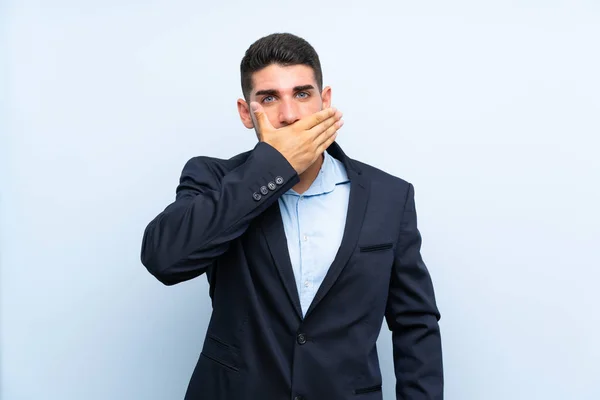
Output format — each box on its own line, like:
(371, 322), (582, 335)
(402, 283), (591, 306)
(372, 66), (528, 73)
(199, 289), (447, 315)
(308, 108), (343, 138)
(317, 129), (339, 154)
(250, 102), (274, 133)
(297, 107), (338, 130)
(314, 117), (343, 148)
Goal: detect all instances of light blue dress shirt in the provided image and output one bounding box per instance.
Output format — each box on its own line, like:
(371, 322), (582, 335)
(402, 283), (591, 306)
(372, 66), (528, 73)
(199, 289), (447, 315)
(278, 150), (351, 317)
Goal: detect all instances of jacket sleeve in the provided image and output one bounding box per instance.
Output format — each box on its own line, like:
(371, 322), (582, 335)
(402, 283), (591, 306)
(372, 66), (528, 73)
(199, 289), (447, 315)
(140, 142), (299, 285)
(384, 183), (444, 399)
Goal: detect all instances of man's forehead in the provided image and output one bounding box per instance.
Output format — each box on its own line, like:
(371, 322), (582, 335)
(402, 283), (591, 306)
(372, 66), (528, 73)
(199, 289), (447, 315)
(251, 64), (317, 92)
(253, 83), (316, 93)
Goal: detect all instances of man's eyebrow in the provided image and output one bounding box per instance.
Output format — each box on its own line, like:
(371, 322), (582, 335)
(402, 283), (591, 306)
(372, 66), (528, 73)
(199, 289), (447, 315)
(254, 85), (316, 97)
(254, 89), (279, 97)
(294, 84), (315, 92)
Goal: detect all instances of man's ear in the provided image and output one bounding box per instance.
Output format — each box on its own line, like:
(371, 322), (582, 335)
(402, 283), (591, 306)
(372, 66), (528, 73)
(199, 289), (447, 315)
(321, 85), (332, 109)
(237, 98), (255, 129)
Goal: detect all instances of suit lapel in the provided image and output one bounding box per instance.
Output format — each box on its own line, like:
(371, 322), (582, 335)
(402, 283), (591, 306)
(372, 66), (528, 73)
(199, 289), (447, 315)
(259, 142), (369, 320)
(260, 202), (303, 319)
(304, 166), (370, 319)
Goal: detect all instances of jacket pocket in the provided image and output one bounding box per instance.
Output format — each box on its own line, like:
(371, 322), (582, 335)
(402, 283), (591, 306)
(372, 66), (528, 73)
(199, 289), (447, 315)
(354, 384), (382, 394)
(359, 242), (393, 253)
(200, 334), (240, 372)
(200, 352), (239, 372)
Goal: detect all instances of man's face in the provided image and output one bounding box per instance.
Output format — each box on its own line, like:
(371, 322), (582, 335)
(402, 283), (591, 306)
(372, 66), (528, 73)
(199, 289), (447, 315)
(237, 63), (331, 133)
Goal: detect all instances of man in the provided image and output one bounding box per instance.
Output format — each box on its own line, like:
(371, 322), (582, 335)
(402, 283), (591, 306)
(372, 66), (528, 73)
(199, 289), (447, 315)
(141, 32), (443, 400)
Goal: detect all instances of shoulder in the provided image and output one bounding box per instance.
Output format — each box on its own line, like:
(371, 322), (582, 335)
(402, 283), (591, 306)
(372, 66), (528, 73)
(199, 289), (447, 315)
(351, 158), (413, 191)
(351, 159), (419, 215)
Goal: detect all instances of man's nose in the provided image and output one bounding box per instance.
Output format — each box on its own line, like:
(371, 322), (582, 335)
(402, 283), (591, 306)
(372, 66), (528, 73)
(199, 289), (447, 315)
(278, 100), (300, 126)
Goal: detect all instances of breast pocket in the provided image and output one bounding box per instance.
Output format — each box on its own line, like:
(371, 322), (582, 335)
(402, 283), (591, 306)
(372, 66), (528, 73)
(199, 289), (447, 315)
(352, 241), (395, 280)
(354, 240), (396, 278)
(354, 383), (382, 396)
(359, 242), (393, 253)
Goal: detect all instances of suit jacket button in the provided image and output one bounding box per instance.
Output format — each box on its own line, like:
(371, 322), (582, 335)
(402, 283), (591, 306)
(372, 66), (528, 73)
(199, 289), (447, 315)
(268, 181), (277, 190)
(252, 192), (262, 201)
(294, 396), (305, 400)
(297, 333), (307, 345)
(275, 176), (284, 185)
(260, 185), (269, 195)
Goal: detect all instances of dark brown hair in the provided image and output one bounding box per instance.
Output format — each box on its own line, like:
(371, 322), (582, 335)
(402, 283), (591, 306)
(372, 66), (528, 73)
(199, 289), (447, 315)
(240, 33), (323, 99)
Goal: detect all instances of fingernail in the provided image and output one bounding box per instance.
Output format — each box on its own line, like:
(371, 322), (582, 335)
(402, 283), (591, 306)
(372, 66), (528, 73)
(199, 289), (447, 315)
(250, 102), (259, 112)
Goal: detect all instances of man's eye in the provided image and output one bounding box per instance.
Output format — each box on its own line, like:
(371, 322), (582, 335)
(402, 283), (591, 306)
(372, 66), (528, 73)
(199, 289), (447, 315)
(296, 92), (309, 99)
(262, 95), (275, 103)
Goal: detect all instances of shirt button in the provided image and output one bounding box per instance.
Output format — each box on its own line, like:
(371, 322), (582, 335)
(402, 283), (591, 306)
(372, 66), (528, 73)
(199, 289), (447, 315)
(252, 192), (262, 201)
(302, 235), (308, 242)
(260, 185), (269, 195)
(297, 333), (307, 345)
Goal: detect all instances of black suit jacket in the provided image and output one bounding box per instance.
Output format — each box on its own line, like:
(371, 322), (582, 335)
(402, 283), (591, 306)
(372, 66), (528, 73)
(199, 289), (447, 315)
(141, 141), (443, 400)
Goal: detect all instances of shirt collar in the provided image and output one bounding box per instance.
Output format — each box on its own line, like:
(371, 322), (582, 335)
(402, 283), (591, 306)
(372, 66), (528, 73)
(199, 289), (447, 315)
(286, 150), (349, 197)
